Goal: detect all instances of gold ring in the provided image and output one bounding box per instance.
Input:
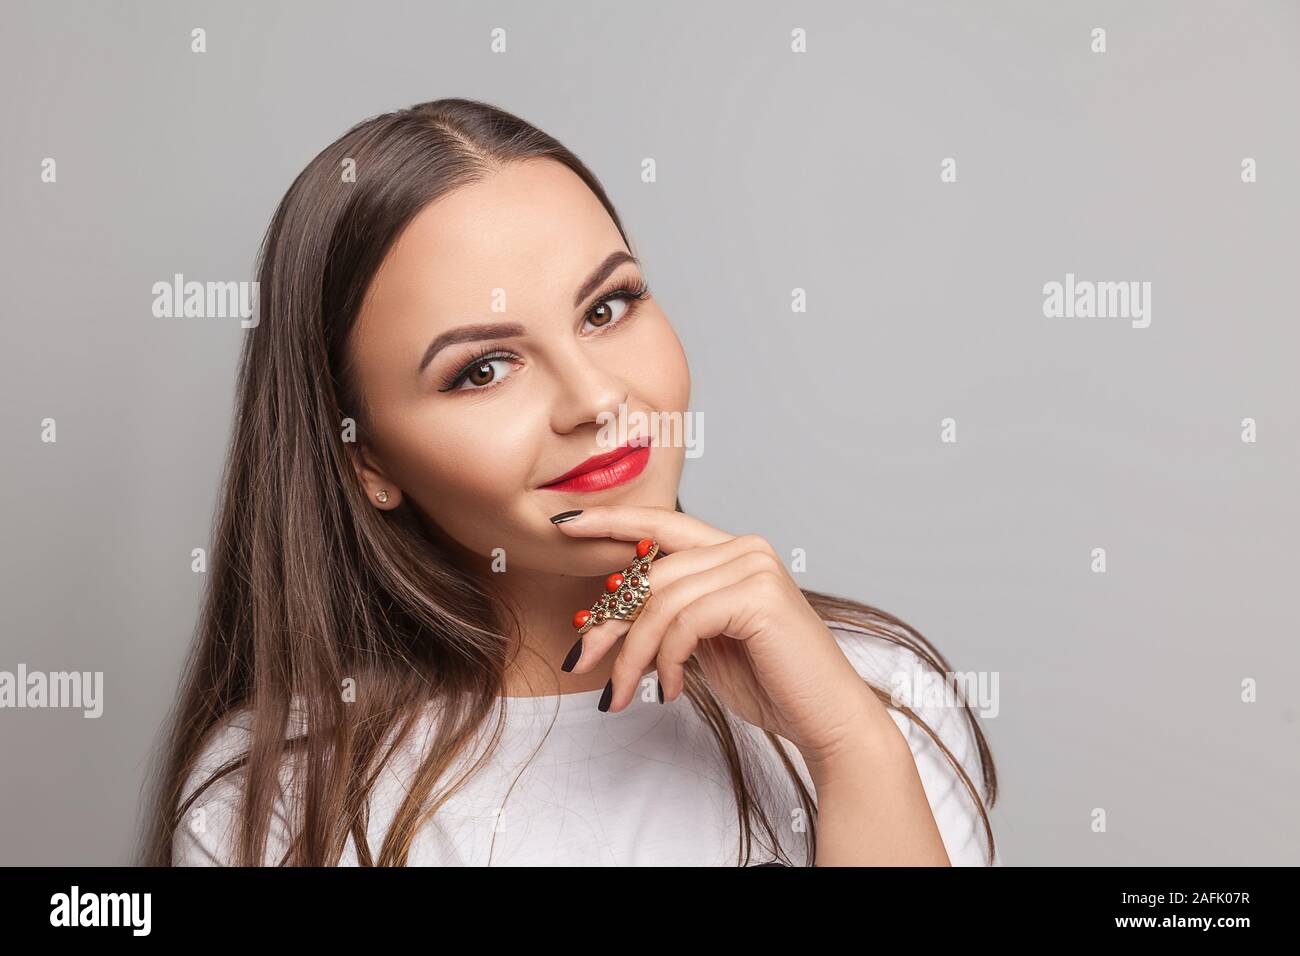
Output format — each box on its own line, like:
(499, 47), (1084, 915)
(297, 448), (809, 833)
(572, 538), (659, 635)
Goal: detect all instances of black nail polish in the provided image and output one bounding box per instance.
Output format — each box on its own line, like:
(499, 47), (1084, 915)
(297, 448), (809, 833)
(597, 679), (613, 712)
(561, 638), (583, 673)
(657, 679), (664, 704)
(550, 510), (583, 524)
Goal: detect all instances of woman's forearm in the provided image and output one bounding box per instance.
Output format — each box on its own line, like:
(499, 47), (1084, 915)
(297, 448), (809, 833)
(801, 696), (952, 866)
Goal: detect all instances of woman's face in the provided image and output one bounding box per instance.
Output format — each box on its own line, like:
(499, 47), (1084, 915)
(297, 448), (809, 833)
(347, 158), (690, 577)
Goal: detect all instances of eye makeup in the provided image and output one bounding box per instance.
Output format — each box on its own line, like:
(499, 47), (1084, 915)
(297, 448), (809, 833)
(437, 346), (522, 392)
(435, 274), (652, 393)
(581, 275), (650, 324)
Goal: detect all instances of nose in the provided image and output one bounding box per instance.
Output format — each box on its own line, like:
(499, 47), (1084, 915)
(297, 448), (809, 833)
(547, 349), (631, 436)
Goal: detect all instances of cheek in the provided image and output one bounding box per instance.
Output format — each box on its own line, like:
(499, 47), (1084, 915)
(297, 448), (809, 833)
(629, 310), (691, 412)
(379, 403), (543, 548)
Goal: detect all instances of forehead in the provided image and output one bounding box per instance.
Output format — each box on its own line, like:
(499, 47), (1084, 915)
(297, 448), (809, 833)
(361, 158), (625, 325)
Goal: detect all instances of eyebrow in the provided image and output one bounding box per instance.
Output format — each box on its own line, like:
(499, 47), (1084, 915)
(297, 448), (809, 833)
(418, 322), (526, 373)
(417, 250), (640, 373)
(572, 250), (639, 308)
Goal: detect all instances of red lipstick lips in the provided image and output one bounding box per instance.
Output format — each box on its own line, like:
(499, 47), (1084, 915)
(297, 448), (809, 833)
(540, 435), (652, 493)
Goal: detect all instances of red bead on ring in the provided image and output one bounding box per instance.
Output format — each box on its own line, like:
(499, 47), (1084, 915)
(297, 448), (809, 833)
(572, 539), (659, 635)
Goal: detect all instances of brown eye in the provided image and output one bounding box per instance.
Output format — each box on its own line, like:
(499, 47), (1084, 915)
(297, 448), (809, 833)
(441, 353), (518, 392)
(585, 296), (630, 330)
(467, 361), (495, 386)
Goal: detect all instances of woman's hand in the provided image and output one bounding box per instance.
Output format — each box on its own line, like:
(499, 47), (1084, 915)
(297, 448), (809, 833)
(552, 504), (902, 771)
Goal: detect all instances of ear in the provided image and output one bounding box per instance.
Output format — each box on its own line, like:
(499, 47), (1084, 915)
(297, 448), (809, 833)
(350, 441), (402, 510)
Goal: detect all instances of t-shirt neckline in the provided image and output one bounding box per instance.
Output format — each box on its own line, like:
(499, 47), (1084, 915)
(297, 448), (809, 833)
(494, 671), (660, 718)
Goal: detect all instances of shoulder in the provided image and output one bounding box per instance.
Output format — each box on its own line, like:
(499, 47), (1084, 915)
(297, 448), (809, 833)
(826, 621), (1001, 866)
(172, 708), (299, 867)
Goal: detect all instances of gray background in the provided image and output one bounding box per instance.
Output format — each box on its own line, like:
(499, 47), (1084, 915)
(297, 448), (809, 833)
(1, 0), (1296, 865)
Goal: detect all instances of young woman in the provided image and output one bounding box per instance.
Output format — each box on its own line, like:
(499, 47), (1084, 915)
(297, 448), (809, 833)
(141, 98), (999, 867)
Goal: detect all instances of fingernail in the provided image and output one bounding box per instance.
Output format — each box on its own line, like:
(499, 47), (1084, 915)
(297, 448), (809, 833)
(597, 679), (613, 712)
(550, 510), (583, 524)
(561, 638), (583, 673)
(657, 678), (664, 704)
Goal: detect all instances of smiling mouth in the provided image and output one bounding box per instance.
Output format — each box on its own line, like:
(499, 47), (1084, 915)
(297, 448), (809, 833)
(539, 436), (652, 493)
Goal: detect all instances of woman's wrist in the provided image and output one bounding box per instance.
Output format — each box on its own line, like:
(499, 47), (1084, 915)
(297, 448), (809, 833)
(803, 696), (951, 866)
(793, 682), (952, 866)
(797, 683), (911, 789)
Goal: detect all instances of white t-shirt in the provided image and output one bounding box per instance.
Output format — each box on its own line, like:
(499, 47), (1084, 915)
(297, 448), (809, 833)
(174, 624), (1000, 866)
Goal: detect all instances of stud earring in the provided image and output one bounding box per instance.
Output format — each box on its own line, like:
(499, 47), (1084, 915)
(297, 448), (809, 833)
(376, 490), (389, 503)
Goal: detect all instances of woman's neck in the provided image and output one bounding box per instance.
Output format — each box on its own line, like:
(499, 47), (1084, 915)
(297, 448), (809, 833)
(481, 565), (618, 698)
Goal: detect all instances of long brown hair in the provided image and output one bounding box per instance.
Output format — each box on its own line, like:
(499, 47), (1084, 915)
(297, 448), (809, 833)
(139, 97), (997, 866)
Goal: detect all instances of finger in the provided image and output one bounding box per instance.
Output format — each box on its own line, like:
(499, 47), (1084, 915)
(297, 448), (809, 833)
(566, 533), (775, 678)
(604, 549), (780, 712)
(562, 616), (630, 676)
(552, 504), (734, 554)
(656, 573), (771, 703)
(647, 533), (782, 583)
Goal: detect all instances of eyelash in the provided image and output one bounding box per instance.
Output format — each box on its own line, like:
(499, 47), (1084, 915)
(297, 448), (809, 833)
(436, 277), (652, 392)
